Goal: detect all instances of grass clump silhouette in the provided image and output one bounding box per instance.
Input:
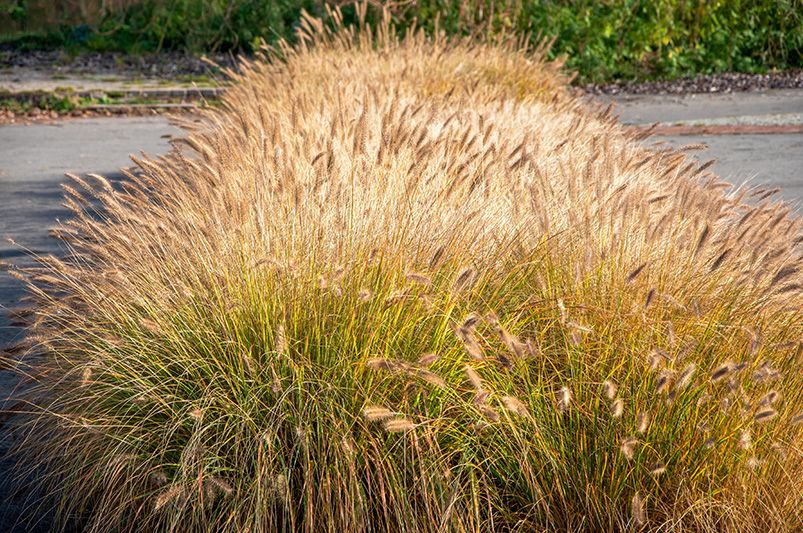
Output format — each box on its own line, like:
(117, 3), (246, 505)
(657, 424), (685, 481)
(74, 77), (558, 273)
(5, 4), (802, 532)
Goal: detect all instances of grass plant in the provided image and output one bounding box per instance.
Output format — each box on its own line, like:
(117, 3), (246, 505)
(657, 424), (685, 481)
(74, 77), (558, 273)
(4, 4), (802, 531)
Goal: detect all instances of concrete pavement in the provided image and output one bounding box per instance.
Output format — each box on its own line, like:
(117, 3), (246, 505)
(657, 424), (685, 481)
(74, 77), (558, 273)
(0, 117), (181, 346)
(602, 89), (803, 204)
(0, 117), (179, 532)
(654, 134), (803, 204)
(600, 89), (803, 126)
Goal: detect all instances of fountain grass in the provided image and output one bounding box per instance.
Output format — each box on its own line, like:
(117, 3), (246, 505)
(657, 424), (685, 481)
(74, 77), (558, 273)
(5, 4), (802, 532)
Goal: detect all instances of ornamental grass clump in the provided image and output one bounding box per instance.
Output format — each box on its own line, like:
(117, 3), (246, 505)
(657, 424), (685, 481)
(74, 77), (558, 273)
(4, 4), (802, 532)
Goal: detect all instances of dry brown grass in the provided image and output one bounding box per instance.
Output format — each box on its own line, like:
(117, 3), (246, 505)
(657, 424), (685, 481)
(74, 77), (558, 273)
(4, 4), (802, 532)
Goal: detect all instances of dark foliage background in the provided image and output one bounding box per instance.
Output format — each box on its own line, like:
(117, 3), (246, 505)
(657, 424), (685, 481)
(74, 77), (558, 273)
(2, 0), (802, 82)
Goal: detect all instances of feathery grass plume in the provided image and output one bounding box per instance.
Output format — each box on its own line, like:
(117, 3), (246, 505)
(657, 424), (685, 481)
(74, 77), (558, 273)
(266, 374), (282, 396)
(363, 405), (395, 421)
(557, 298), (567, 324)
(696, 393), (712, 408)
(755, 408), (778, 423)
(603, 380), (617, 400)
(464, 364), (484, 392)
(745, 327), (761, 354)
(472, 389), (490, 406)
(340, 435), (355, 458)
(205, 477), (233, 499)
(273, 323), (287, 354)
(569, 330), (584, 346)
(456, 325), (484, 360)
(676, 337), (698, 362)
(660, 292), (688, 312)
(644, 288), (655, 308)
(719, 388), (735, 414)
(417, 352), (439, 366)
(492, 318), (527, 359)
(154, 485), (185, 511)
(5, 5), (803, 531)
(771, 442), (788, 459)
(739, 429), (752, 450)
(272, 473), (288, 503)
(107, 454), (136, 470)
(383, 417), (416, 433)
(711, 361), (734, 382)
(620, 436), (638, 460)
(358, 287), (373, 302)
(80, 366), (92, 386)
(501, 395), (531, 418)
(758, 390), (780, 406)
(675, 363), (696, 391)
(626, 262), (647, 283)
(709, 248), (731, 272)
(453, 267), (476, 292)
(678, 142), (709, 152)
(428, 246), (445, 270)
(418, 293), (434, 311)
(366, 358), (399, 372)
(567, 321), (592, 334)
(666, 323), (677, 348)
(479, 404), (501, 423)
(655, 370), (673, 395)
(610, 398), (624, 418)
(240, 351), (256, 375)
(150, 470), (169, 487)
(485, 311), (500, 326)
(406, 271), (432, 286)
(694, 224), (710, 257)
(384, 288), (411, 306)
(462, 313), (481, 329)
(770, 266), (798, 287)
(556, 386), (571, 414)
(647, 348), (668, 371)
(188, 408), (204, 421)
(140, 318), (161, 334)
(636, 412), (650, 434)
(753, 361), (782, 384)
(746, 457), (763, 471)
(495, 352), (513, 370)
(649, 461), (666, 477)
(416, 369), (447, 388)
(632, 492), (646, 526)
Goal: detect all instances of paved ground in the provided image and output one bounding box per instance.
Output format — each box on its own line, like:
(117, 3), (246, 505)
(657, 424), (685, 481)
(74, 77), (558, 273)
(0, 68), (204, 93)
(607, 89), (803, 204)
(0, 91), (801, 529)
(0, 117), (180, 346)
(655, 134), (803, 204)
(0, 117), (179, 532)
(600, 89), (803, 126)
(1, 65), (221, 125)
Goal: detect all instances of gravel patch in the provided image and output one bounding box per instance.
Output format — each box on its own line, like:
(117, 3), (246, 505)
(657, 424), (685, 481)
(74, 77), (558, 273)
(0, 48), (238, 79)
(584, 70), (803, 95)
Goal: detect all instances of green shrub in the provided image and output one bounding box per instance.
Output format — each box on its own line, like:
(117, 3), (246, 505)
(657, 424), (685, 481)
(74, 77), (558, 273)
(2, 0), (801, 82)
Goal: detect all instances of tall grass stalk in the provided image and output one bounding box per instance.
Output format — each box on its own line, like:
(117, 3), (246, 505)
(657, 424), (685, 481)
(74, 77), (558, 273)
(4, 4), (802, 531)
